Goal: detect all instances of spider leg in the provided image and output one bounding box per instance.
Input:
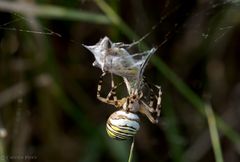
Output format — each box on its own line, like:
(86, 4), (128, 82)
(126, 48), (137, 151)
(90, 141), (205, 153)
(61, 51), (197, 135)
(97, 72), (114, 104)
(139, 78), (162, 124)
(106, 73), (123, 107)
(155, 85), (162, 117)
(149, 87), (155, 112)
(96, 72), (124, 108)
(139, 101), (158, 124)
(142, 77), (155, 112)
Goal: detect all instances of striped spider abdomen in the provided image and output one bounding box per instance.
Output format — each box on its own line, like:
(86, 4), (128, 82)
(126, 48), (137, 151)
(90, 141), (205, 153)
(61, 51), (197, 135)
(106, 110), (140, 140)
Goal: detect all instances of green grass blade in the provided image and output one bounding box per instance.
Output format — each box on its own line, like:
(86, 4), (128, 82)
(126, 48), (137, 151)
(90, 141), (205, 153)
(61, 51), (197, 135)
(0, 138), (6, 162)
(0, 1), (110, 24)
(128, 139), (135, 162)
(205, 104), (224, 162)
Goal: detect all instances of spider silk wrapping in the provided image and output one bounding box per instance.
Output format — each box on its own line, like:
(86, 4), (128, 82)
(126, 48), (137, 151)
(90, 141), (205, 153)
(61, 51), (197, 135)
(83, 36), (156, 94)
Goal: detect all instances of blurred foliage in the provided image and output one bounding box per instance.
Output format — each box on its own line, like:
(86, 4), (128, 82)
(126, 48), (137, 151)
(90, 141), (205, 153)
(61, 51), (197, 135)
(0, 0), (240, 162)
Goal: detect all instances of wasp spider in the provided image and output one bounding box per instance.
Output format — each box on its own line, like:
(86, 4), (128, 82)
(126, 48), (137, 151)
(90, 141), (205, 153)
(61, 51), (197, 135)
(97, 72), (162, 140)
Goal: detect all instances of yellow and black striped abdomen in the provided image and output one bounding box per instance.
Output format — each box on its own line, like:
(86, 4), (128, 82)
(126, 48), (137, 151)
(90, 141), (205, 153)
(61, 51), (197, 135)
(106, 110), (140, 140)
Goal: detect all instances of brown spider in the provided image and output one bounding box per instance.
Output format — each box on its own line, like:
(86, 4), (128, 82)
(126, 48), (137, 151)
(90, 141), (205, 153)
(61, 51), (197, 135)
(97, 72), (162, 124)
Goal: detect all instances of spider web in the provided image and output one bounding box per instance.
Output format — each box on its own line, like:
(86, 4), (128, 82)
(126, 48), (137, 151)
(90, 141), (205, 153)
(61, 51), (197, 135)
(0, 0), (239, 145)
(80, 0), (240, 94)
(0, 1), (238, 44)
(0, 1), (240, 162)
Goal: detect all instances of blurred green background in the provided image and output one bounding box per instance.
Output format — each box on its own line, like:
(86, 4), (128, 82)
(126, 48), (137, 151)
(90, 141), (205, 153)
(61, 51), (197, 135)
(0, 0), (240, 162)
